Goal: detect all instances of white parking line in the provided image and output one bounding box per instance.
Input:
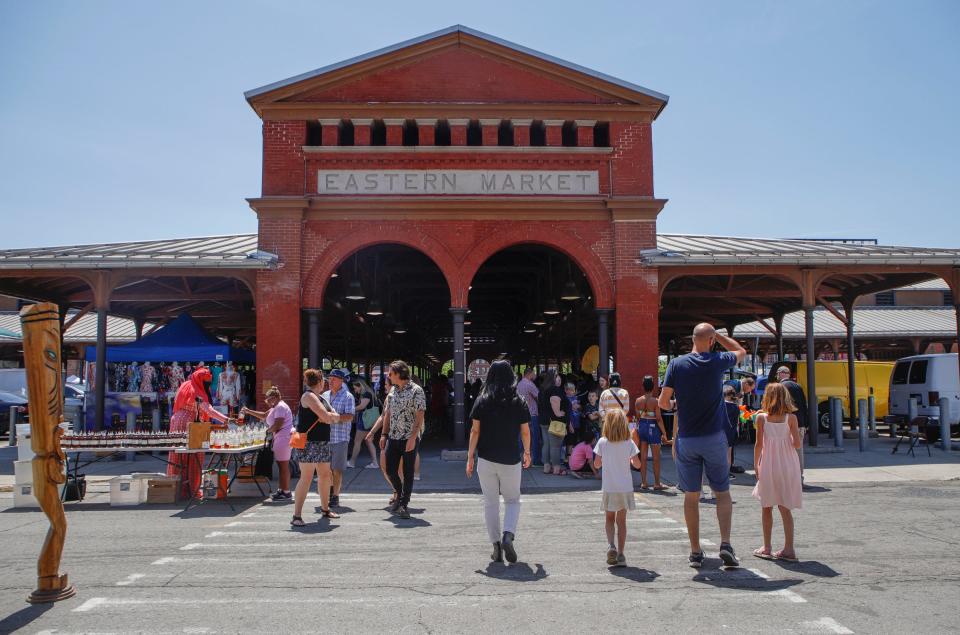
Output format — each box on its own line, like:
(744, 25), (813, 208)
(747, 567), (807, 604)
(803, 617), (854, 633)
(115, 573), (145, 586)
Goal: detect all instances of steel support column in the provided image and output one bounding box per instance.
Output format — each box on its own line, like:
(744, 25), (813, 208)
(774, 312), (785, 362)
(306, 309), (321, 369)
(804, 306), (818, 447)
(843, 299), (858, 427)
(94, 307), (107, 432)
(451, 308), (468, 447)
(597, 309), (611, 378)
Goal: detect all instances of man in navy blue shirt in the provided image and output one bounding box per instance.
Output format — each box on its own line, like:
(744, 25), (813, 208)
(659, 323), (746, 569)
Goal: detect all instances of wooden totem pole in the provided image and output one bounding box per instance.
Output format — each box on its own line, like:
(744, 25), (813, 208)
(20, 303), (77, 603)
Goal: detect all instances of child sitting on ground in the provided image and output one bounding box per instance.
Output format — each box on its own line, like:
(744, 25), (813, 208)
(594, 409), (642, 568)
(569, 428), (600, 479)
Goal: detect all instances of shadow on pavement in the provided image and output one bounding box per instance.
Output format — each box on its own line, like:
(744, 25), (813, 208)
(693, 566), (803, 592)
(476, 561), (548, 581)
(801, 485), (832, 493)
(608, 566), (659, 583)
(771, 559), (840, 577)
(291, 520), (340, 534)
(0, 602), (53, 632)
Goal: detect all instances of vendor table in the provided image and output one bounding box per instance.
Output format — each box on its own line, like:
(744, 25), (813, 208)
(61, 447), (186, 503)
(177, 443), (270, 512)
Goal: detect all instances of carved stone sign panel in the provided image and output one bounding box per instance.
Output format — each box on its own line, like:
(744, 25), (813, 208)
(317, 170), (599, 195)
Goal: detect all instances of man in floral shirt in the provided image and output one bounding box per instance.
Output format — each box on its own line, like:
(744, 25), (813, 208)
(380, 360), (426, 519)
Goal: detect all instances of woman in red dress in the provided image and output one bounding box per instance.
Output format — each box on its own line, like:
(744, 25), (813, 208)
(167, 366), (229, 498)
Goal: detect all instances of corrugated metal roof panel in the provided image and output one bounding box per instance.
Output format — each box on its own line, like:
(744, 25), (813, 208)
(0, 234), (266, 270)
(0, 311), (149, 343)
(651, 234), (960, 266)
(729, 307), (958, 339)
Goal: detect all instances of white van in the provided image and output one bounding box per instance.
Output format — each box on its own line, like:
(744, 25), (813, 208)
(888, 354), (959, 425)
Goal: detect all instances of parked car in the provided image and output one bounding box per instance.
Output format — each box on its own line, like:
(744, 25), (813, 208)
(0, 390), (28, 436)
(766, 360), (895, 432)
(887, 354), (959, 425)
(0, 368), (85, 427)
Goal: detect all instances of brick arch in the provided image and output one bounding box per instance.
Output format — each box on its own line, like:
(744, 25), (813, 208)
(301, 231), (460, 308)
(459, 227), (614, 308)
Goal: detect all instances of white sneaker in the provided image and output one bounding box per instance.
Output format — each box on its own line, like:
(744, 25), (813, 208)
(364, 461), (379, 469)
(414, 474), (421, 481)
(346, 461), (355, 469)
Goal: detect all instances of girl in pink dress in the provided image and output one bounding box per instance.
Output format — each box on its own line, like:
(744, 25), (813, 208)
(752, 382), (803, 562)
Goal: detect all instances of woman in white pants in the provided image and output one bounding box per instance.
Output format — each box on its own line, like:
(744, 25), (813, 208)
(465, 360), (532, 564)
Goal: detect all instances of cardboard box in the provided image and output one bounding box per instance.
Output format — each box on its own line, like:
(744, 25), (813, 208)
(109, 476), (145, 506)
(17, 443), (34, 462)
(14, 459), (34, 485)
(146, 479), (178, 504)
(13, 482), (65, 508)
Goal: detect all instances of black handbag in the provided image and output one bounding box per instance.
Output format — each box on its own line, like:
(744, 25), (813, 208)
(64, 474), (87, 501)
(254, 435), (275, 478)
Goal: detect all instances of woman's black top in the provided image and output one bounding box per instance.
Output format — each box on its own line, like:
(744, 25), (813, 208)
(470, 394), (530, 465)
(538, 385), (568, 424)
(298, 389), (331, 443)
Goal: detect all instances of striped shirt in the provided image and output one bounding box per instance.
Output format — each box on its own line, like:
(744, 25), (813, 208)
(599, 388), (630, 419)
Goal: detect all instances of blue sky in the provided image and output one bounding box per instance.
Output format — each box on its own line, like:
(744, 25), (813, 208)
(1, 1), (957, 249)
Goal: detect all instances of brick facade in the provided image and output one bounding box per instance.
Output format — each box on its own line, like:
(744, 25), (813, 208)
(247, 28), (668, 402)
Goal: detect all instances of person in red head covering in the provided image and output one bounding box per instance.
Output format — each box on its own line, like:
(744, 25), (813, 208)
(167, 365), (230, 497)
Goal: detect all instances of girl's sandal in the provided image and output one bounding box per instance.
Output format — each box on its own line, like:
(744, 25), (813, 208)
(653, 484), (668, 491)
(320, 508), (341, 519)
(774, 550), (799, 563)
(290, 516), (306, 527)
(752, 548), (774, 560)
(640, 483), (649, 490)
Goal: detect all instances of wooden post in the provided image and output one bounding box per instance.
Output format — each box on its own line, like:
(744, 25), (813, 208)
(20, 303), (77, 603)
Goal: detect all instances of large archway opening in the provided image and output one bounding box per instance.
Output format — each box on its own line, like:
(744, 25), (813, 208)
(317, 244), (451, 383)
(466, 245), (599, 375)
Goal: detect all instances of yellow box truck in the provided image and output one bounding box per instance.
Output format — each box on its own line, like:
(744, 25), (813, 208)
(765, 361), (894, 431)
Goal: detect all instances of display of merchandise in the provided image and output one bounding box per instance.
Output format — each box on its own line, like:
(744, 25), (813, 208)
(218, 363), (241, 408)
(139, 361), (156, 392)
(170, 362), (185, 389)
(60, 431), (188, 449)
(209, 424), (267, 450)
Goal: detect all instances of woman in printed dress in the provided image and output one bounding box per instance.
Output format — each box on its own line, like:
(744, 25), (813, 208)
(167, 366), (229, 498)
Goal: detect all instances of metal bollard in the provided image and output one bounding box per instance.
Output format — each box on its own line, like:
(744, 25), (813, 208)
(125, 411), (136, 462)
(8, 406), (18, 446)
(939, 397), (951, 452)
(831, 397), (844, 448)
(868, 396), (877, 433)
(858, 399), (868, 452)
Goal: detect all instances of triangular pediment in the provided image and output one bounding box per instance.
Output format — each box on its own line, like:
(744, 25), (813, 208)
(245, 25), (667, 114)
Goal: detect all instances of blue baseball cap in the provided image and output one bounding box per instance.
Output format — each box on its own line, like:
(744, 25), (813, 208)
(329, 368), (351, 381)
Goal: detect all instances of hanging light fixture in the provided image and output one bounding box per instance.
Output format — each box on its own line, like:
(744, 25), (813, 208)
(365, 255), (383, 315)
(543, 255), (560, 315)
(523, 324), (537, 333)
(393, 322), (407, 334)
(532, 316), (547, 326)
(344, 256), (365, 301)
(560, 262), (581, 301)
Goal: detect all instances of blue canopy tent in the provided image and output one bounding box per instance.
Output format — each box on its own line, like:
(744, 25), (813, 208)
(85, 313), (255, 363)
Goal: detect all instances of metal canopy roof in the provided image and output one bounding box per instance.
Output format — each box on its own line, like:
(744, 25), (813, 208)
(244, 24), (669, 108)
(728, 307), (958, 340)
(647, 234), (960, 266)
(0, 234), (269, 271)
(0, 310), (148, 344)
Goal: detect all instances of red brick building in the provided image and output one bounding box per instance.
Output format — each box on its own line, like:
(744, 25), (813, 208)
(245, 26), (670, 440)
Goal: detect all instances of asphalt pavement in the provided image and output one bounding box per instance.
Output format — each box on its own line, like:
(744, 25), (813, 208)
(1, 441), (959, 633)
